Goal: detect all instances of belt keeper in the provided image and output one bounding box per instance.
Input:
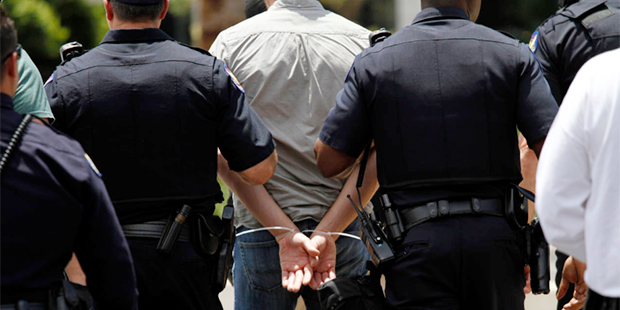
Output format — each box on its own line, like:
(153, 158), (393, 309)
(438, 200), (449, 216)
(471, 198), (482, 213)
(427, 201), (438, 218)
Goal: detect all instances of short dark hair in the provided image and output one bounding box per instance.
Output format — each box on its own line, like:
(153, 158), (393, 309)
(110, 0), (165, 22)
(1, 6), (17, 68)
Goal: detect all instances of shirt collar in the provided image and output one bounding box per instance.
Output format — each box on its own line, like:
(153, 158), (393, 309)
(412, 6), (470, 25)
(270, 0), (324, 10)
(1, 93), (14, 110)
(100, 28), (174, 44)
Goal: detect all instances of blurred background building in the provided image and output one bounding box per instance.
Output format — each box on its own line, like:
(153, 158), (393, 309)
(3, 0), (558, 79)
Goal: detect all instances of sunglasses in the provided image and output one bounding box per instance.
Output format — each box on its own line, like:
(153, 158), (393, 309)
(1, 43), (22, 64)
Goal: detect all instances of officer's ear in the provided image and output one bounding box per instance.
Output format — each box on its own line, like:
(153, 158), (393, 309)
(1, 53), (20, 96)
(159, 0), (170, 20)
(103, 0), (114, 23)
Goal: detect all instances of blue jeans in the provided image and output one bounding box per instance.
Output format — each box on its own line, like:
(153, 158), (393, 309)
(233, 219), (369, 310)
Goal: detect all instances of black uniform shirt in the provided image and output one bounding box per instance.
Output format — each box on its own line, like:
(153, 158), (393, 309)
(0, 94), (137, 309)
(320, 7), (558, 207)
(45, 29), (275, 223)
(532, 0), (620, 104)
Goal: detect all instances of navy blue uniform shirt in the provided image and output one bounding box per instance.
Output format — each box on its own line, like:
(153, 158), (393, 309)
(320, 7), (558, 207)
(531, 0), (620, 104)
(1, 94), (138, 309)
(45, 29), (275, 224)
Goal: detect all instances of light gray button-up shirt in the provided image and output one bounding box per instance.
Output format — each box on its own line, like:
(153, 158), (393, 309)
(210, 0), (370, 228)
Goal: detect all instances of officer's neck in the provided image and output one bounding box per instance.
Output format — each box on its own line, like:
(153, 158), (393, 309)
(108, 19), (162, 30)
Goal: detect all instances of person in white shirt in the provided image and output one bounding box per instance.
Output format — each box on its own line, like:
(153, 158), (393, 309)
(210, 1), (377, 310)
(537, 48), (620, 310)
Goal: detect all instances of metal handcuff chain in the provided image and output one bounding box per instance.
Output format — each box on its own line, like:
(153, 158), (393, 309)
(0, 114), (34, 175)
(235, 145), (376, 241)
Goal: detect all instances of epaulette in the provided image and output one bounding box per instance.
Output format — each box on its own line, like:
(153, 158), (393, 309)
(497, 30), (517, 40)
(560, 0), (608, 19)
(179, 42), (212, 56)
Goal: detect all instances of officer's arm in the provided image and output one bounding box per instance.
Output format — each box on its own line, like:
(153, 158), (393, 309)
(534, 27), (564, 104)
(235, 149), (278, 185)
(44, 72), (67, 132)
(214, 59), (277, 184)
(74, 157), (138, 309)
(314, 139), (357, 178)
(315, 57), (371, 178)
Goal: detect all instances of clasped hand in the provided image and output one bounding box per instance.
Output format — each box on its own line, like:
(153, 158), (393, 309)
(276, 231), (337, 292)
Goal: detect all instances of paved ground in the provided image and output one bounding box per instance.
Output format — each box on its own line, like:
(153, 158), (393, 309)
(219, 247), (560, 310)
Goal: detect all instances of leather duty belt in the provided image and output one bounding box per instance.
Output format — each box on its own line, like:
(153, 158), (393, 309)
(0, 302), (46, 310)
(399, 198), (504, 231)
(122, 220), (190, 243)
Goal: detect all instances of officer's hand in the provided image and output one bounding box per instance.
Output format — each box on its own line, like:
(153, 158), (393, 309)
(308, 234), (337, 290)
(277, 231), (320, 292)
(557, 256), (588, 310)
(523, 265), (532, 294)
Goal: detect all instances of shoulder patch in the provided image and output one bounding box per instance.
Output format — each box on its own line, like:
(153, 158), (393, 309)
(179, 42), (212, 56)
(529, 31), (539, 53)
(44, 73), (54, 87)
(225, 66), (245, 93)
(84, 153), (102, 177)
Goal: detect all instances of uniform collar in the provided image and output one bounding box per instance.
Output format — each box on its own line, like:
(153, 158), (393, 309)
(100, 28), (174, 44)
(412, 6), (470, 25)
(1, 93), (14, 111)
(269, 0), (324, 10)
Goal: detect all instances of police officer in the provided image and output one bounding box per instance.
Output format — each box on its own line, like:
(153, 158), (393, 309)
(314, 0), (558, 309)
(44, 0), (278, 309)
(530, 2), (619, 309)
(531, 0), (620, 105)
(1, 7), (138, 310)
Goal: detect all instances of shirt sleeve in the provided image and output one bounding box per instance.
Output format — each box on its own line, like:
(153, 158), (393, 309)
(44, 71), (68, 132)
(516, 43), (559, 148)
(213, 60), (275, 172)
(13, 49), (55, 122)
(534, 26), (563, 104)
(74, 156), (138, 309)
(536, 65), (590, 262)
(209, 32), (228, 63)
(319, 57), (372, 158)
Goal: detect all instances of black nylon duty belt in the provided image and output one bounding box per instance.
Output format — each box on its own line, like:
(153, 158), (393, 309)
(122, 219), (191, 243)
(399, 198), (504, 231)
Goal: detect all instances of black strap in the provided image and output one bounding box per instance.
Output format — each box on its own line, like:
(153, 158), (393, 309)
(0, 114), (33, 175)
(356, 143), (372, 189)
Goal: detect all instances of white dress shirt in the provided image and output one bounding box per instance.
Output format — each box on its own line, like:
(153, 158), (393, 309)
(537, 48), (620, 297)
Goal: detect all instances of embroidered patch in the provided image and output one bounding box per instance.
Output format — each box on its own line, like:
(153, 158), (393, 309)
(84, 153), (102, 177)
(529, 31), (539, 53)
(44, 73), (54, 87)
(225, 66), (245, 93)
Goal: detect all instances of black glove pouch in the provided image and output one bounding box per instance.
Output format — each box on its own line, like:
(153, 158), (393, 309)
(318, 262), (385, 310)
(190, 213), (223, 257)
(47, 280), (92, 310)
(505, 185), (529, 230)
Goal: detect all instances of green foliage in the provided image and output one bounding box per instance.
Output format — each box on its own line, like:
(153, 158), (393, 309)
(2, 0), (69, 59)
(168, 0), (192, 16)
(46, 0), (100, 49)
